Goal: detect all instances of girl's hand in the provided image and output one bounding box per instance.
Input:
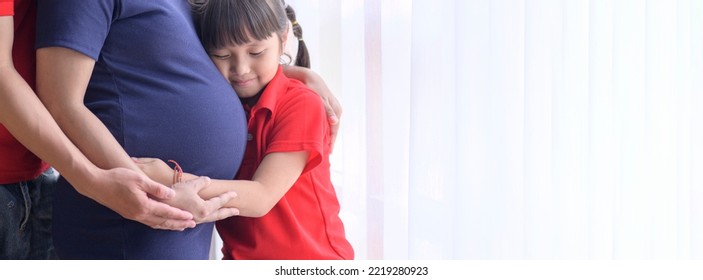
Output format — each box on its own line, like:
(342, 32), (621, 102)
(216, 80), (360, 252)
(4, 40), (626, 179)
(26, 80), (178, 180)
(133, 157), (173, 186)
(168, 176), (239, 223)
(133, 157), (239, 223)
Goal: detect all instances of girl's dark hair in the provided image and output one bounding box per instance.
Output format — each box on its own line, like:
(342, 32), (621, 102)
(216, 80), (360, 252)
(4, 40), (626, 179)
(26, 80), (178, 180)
(284, 4), (310, 68)
(190, 0), (288, 51)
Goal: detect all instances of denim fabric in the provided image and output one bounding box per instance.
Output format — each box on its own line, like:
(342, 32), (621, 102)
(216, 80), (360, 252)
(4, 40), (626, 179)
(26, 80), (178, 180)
(0, 168), (58, 259)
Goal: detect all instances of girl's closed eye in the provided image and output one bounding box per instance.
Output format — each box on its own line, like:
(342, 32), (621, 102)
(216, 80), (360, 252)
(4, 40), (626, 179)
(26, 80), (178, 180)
(250, 49), (266, 57)
(210, 52), (231, 60)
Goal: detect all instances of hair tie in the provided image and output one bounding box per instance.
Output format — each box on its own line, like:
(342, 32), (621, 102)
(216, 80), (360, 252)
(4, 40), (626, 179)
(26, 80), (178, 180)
(298, 37), (304, 42)
(291, 20), (298, 26)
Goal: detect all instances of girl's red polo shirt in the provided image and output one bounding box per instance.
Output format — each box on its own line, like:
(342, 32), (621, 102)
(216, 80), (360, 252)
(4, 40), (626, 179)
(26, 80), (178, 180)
(216, 66), (354, 260)
(0, 0), (50, 184)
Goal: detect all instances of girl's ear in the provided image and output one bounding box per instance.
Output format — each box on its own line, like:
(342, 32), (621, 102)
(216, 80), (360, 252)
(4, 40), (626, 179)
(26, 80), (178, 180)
(280, 25), (290, 54)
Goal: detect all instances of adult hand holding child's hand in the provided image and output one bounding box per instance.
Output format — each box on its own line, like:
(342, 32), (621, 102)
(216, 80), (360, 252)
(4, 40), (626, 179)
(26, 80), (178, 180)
(134, 157), (240, 224)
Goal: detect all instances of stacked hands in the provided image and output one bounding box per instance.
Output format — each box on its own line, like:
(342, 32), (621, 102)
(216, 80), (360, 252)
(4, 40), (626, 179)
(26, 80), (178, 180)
(121, 85), (341, 231)
(77, 73), (341, 232)
(130, 157), (240, 230)
(2, 0), (348, 259)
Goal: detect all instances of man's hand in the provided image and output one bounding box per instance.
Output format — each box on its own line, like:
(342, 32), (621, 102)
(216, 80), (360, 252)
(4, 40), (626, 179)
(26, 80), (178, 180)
(78, 167), (196, 230)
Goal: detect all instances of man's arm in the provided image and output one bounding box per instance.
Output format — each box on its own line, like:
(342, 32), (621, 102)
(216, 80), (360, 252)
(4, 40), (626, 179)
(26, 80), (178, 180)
(16, 43), (230, 230)
(36, 46), (238, 225)
(0, 16), (203, 229)
(0, 17), (198, 229)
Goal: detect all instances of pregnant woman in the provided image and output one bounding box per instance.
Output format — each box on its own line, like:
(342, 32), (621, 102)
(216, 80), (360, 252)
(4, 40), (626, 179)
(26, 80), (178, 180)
(35, 0), (247, 259)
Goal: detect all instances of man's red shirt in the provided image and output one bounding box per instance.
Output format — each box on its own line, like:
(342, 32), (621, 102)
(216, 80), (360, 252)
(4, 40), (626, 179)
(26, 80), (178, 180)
(0, 0), (49, 183)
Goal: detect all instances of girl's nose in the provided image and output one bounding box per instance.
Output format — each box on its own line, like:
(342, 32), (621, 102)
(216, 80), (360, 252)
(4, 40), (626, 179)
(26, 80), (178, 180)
(232, 61), (250, 76)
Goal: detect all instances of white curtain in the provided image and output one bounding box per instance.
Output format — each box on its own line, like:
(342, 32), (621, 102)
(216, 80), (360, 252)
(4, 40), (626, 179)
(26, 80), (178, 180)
(282, 0), (703, 260)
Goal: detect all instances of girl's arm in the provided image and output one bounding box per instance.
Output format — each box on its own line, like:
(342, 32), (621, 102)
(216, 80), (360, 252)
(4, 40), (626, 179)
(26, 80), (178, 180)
(137, 151), (308, 217)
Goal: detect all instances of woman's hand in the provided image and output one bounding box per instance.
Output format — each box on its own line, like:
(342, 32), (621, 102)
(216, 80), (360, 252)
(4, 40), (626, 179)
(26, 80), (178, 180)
(282, 65), (342, 150)
(134, 157), (240, 223)
(133, 157), (173, 186)
(167, 176), (240, 223)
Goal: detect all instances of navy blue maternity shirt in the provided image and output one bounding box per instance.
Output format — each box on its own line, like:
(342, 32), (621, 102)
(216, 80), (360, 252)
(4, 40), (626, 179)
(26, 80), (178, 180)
(35, 0), (246, 259)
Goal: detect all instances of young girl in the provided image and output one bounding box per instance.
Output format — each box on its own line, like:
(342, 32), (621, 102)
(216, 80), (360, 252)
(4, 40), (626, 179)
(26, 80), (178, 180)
(137, 0), (353, 260)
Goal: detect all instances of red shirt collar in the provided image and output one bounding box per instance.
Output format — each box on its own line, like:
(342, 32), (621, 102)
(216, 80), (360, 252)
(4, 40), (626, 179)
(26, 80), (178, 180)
(246, 65), (288, 116)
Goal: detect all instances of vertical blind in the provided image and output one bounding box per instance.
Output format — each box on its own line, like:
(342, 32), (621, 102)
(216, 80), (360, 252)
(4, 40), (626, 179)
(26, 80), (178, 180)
(278, 0), (703, 260)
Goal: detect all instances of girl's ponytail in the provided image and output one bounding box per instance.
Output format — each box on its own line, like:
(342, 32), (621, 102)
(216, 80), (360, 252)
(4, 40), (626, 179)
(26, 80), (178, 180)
(285, 5), (310, 68)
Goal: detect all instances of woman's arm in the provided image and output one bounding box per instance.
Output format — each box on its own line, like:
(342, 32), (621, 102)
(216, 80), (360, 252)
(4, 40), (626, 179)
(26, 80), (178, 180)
(0, 16), (195, 230)
(138, 151), (308, 217)
(36, 47), (138, 172)
(282, 65), (342, 149)
(35, 46), (236, 224)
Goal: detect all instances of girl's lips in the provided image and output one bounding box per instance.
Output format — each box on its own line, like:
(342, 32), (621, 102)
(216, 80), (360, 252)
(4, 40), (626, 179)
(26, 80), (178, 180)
(233, 78), (254, 87)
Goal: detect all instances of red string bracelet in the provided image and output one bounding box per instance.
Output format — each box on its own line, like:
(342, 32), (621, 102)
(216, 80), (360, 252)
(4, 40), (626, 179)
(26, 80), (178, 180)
(167, 160), (183, 185)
